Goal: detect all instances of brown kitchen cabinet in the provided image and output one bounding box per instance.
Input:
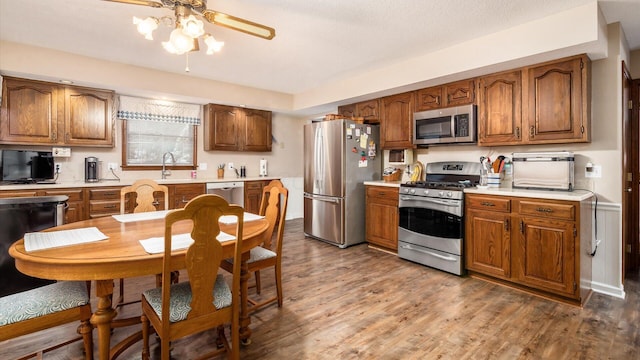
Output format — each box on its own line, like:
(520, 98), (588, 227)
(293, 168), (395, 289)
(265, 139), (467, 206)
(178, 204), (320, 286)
(0, 76), (115, 147)
(465, 193), (592, 305)
(365, 185), (399, 252)
(0, 188), (85, 224)
(338, 99), (380, 124)
(477, 54), (590, 146)
(380, 92), (414, 149)
(414, 79), (475, 112)
(169, 183), (205, 209)
(477, 70), (523, 145)
(524, 54), (590, 144)
(203, 104), (272, 152)
(88, 187), (122, 218)
(244, 180), (271, 214)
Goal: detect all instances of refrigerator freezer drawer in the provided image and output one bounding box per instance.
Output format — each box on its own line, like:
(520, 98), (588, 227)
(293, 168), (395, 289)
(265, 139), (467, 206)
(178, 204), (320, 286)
(304, 193), (344, 247)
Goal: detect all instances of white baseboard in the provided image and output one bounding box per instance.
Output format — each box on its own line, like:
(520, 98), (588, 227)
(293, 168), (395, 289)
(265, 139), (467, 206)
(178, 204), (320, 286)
(590, 280), (626, 299)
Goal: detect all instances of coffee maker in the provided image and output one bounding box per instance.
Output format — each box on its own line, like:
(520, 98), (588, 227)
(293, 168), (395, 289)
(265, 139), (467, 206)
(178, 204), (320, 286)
(85, 157), (99, 183)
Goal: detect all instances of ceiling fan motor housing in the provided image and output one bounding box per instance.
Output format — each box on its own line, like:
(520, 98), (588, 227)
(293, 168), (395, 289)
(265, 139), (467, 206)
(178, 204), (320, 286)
(162, 0), (207, 13)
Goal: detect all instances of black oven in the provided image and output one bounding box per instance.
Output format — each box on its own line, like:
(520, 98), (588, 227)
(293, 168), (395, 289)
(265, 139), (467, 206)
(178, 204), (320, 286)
(399, 202), (463, 239)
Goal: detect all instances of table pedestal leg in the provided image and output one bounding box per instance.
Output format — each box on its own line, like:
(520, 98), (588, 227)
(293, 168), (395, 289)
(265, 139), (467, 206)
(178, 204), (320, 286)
(239, 256), (252, 345)
(90, 280), (117, 360)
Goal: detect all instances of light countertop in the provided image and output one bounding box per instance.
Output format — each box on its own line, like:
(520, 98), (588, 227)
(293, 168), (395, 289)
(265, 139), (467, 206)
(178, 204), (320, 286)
(0, 176), (281, 191)
(364, 181), (595, 201)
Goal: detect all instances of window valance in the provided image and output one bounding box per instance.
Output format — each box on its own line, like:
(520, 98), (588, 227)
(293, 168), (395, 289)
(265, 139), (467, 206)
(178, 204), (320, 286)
(117, 95), (201, 125)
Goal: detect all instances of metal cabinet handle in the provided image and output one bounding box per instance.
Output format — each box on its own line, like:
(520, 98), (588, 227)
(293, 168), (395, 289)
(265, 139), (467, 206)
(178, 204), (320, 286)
(516, 127), (520, 139)
(504, 218), (509, 231)
(536, 207), (553, 213)
(104, 204), (117, 209)
(529, 126), (535, 138)
(481, 201), (495, 207)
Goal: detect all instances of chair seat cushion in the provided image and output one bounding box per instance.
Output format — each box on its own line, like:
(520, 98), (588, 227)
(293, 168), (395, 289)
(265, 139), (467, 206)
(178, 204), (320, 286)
(226, 246), (276, 265)
(0, 281), (90, 327)
(142, 274), (231, 323)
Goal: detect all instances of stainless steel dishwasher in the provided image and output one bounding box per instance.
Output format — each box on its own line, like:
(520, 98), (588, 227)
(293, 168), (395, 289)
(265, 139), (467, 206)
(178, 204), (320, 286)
(206, 181), (245, 206)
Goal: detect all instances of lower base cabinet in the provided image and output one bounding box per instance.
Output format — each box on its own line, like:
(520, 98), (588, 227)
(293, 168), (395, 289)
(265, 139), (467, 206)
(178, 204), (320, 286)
(365, 185), (399, 252)
(465, 193), (592, 305)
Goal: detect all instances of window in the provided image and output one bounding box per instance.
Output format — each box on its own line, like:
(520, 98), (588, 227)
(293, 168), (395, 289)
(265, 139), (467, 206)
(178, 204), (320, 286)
(118, 96), (200, 170)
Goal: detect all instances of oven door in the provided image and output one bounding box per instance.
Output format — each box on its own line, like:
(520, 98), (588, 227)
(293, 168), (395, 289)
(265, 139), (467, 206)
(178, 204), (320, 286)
(398, 196), (463, 254)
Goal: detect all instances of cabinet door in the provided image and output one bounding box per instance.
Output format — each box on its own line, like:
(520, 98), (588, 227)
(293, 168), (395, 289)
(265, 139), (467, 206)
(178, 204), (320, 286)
(244, 180), (270, 214)
(465, 208), (511, 278)
(170, 183), (205, 209)
(415, 86), (444, 111)
(365, 186), (398, 251)
(204, 104), (241, 151)
(0, 77), (60, 145)
(514, 217), (576, 296)
(477, 70), (523, 146)
(444, 79), (475, 106)
(380, 92), (414, 149)
(355, 99), (380, 124)
(242, 109), (272, 151)
(63, 87), (114, 147)
(337, 104), (356, 118)
(525, 55), (589, 143)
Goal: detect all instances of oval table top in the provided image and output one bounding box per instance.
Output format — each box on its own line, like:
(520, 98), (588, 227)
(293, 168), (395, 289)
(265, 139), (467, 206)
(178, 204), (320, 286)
(9, 213), (269, 281)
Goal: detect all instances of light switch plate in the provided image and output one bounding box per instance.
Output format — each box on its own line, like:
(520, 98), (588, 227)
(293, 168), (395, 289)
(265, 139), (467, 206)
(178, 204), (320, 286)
(199, 162), (207, 170)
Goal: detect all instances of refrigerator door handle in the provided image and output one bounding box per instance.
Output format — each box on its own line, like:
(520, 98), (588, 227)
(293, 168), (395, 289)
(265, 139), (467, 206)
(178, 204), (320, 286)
(315, 126), (323, 190)
(304, 193), (340, 204)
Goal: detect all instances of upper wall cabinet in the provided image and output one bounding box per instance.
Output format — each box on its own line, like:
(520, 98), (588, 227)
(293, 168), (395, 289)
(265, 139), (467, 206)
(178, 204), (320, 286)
(203, 104), (272, 152)
(337, 99), (380, 124)
(477, 70), (523, 145)
(0, 77), (115, 147)
(478, 54), (590, 146)
(380, 92), (414, 149)
(415, 79), (475, 111)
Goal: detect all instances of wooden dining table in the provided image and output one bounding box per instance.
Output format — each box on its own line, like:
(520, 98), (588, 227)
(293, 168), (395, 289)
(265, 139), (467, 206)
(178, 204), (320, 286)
(9, 212), (269, 360)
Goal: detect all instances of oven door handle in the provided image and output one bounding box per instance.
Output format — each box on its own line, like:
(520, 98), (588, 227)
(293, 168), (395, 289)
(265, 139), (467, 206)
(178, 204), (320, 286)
(399, 196), (461, 208)
(400, 244), (458, 262)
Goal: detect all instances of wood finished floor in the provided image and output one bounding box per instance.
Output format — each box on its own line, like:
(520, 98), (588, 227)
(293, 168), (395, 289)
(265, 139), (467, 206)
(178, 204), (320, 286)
(2, 218), (639, 359)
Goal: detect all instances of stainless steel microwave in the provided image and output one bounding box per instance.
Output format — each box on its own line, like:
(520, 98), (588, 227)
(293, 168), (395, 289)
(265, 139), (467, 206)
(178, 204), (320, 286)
(413, 104), (477, 146)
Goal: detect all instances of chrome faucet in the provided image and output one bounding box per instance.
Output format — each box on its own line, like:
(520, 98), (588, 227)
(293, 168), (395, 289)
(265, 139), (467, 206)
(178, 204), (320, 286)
(162, 152), (176, 179)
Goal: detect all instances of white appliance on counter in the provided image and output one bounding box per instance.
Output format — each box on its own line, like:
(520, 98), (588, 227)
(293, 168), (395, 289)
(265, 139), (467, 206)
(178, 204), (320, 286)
(512, 151), (574, 191)
(206, 182), (244, 206)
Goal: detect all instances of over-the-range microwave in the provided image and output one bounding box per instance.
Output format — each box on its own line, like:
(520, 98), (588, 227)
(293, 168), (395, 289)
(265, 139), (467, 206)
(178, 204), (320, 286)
(413, 104), (477, 146)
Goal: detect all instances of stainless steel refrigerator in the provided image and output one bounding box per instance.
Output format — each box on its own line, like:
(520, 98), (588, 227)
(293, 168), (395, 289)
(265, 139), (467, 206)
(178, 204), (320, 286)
(304, 119), (381, 248)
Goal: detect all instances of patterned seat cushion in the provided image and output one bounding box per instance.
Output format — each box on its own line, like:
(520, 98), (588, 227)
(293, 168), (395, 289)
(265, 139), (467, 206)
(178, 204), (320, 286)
(142, 274), (232, 323)
(0, 281), (90, 327)
(226, 246), (276, 265)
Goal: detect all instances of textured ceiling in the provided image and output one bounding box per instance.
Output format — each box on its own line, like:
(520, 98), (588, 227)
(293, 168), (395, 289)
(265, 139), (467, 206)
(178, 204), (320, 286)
(0, 0), (638, 97)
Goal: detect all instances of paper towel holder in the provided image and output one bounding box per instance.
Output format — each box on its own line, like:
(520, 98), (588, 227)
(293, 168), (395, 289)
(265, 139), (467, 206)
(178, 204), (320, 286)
(259, 159), (268, 177)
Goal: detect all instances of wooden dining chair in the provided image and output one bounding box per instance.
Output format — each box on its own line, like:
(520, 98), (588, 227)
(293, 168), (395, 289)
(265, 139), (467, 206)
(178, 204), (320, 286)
(221, 179), (288, 313)
(0, 281), (93, 359)
(140, 194), (244, 360)
(118, 179), (170, 305)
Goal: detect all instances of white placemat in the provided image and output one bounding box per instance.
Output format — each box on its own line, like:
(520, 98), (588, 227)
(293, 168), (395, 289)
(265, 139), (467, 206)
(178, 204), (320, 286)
(112, 210), (171, 223)
(139, 231), (236, 254)
(219, 212), (265, 224)
(24, 227), (108, 252)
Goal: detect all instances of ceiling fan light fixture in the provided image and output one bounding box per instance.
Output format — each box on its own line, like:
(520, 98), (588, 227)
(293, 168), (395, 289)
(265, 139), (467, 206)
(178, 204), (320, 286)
(181, 15), (205, 38)
(163, 28), (195, 54)
(133, 16), (159, 40)
(204, 34), (224, 54)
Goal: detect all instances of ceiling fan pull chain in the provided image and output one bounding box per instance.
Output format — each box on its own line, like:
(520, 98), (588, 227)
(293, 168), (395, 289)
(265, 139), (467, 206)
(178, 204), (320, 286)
(185, 52), (190, 72)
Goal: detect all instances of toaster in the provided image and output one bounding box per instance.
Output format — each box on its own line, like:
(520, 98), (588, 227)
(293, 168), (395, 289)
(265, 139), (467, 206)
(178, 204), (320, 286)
(512, 151), (574, 191)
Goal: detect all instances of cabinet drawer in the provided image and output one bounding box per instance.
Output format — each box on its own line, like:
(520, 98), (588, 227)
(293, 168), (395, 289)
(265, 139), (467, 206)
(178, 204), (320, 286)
(89, 200), (120, 215)
(516, 200), (575, 221)
(41, 188), (84, 202)
(366, 186), (399, 201)
(0, 190), (40, 198)
(89, 187), (122, 200)
(465, 195), (511, 212)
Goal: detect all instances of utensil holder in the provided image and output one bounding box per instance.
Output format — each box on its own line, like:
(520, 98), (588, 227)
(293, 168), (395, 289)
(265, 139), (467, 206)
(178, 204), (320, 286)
(217, 169), (224, 179)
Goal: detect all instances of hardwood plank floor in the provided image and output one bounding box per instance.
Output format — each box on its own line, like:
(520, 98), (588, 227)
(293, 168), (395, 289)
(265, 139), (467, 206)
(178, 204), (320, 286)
(2, 218), (638, 359)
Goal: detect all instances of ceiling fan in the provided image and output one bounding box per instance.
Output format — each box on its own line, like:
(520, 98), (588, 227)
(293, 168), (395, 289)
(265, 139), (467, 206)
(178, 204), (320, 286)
(104, 0), (276, 40)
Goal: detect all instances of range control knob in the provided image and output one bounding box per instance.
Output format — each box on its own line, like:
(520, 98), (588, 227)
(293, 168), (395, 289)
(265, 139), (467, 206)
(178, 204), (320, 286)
(446, 191), (453, 198)
(438, 191), (445, 197)
(409, 188), (416, 195)
(423, 190), (430, 196)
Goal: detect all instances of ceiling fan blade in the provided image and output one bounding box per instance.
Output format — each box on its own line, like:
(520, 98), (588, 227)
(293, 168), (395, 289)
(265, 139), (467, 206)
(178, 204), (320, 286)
(202, 10), (275, 40)
(102, 0), (164, 8)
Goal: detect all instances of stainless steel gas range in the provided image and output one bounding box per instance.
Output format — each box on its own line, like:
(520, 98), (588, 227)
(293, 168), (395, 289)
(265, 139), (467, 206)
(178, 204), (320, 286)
(398, 161), (480, 275)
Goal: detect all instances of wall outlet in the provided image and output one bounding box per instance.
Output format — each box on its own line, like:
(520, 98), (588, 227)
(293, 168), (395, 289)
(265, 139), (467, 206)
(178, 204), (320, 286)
(585, 164), (602, 178)
(52, 147), (71, 157)
(199, 162), (207, 170)
(228, 162), (234, 170)
(107, 163), (118, 170)
(55, 164), (61, 174)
